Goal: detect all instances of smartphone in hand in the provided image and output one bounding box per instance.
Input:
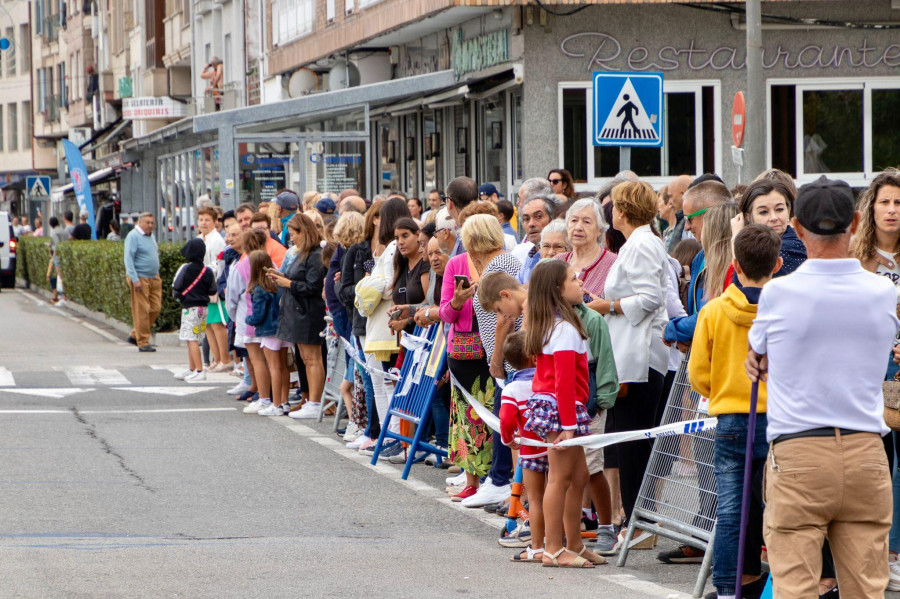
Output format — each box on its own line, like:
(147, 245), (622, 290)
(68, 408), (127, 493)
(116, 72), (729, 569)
(454, 275), (471, 289)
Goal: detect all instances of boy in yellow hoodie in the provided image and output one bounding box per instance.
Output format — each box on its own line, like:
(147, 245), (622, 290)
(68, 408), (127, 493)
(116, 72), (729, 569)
(689, 224), (783, 599)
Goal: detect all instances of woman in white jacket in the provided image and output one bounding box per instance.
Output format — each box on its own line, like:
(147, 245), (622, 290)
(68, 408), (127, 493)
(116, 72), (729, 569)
(591, 181), (670, 544)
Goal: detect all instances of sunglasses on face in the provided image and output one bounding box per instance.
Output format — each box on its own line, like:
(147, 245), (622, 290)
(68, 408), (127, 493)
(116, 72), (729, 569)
(549, 178), (563, 185)
(685, 206), (709, 224)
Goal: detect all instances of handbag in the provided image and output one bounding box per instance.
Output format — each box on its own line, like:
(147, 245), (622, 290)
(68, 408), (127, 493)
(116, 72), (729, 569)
(448, 330), (485, 361)
(884, 370), (900, 431)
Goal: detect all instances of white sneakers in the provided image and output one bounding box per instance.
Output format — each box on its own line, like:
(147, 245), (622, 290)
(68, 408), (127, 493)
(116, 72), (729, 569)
(460, 481), (511, 508)
(342, 422), (361, 442)
(289, 402), (322, 420)
(346, 435), (370, 450)
(243, 399), (267, 414)
(174, 369), (192, 380)
(257, 403), (287, 417)
(228, 381), (251, 395)
(445, 471), (467, 487)
(889, 553), (900, 591)
(185, 370), (206, 382)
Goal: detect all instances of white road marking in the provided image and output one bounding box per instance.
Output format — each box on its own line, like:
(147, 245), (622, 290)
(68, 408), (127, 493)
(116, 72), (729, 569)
(0, 408), (237, 414)
(73, 319), (129, 346)
(149, 365), (235, 385)
(16, 289), (125, 342)
(112, 386), (216, 397)
(271, 418), (693, 599)
(0, 388), (94, 399)
(59, 367), (129, 386)
(0, 367), (14, 387)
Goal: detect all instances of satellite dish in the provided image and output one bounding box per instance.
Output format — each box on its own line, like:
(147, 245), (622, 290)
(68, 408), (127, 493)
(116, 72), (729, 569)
(327, 60), (360, 91)
(288, 68), (319, 97)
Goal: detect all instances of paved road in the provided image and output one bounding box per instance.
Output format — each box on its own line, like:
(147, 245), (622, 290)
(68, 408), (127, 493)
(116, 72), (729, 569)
(0, 288), (724, 598)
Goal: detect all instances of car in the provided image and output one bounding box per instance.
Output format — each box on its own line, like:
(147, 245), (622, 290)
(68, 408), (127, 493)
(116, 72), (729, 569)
(0, 211), (16, 289)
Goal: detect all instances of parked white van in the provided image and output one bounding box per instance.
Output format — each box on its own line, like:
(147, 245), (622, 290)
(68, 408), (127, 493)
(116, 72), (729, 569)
(0, 211), (16, 288)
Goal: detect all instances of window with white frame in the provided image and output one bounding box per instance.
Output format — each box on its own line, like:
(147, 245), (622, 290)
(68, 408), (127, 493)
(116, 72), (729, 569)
(357, 0), (383, 8)
(769, 78), (900, 184)
(558, 81), (720, 185)
(272, 0), (314, 46)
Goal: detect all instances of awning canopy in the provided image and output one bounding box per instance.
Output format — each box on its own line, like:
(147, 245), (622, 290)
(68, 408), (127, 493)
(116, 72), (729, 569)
(51, 165), (130, 200)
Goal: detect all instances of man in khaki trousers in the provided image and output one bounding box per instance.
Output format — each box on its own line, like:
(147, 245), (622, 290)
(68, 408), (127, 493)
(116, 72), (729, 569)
(124, 213), (161, 352)
(746, 177), (898, 598)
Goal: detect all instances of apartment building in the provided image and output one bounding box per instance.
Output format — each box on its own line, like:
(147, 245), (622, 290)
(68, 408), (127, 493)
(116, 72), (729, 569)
(0, 0), (55, 218)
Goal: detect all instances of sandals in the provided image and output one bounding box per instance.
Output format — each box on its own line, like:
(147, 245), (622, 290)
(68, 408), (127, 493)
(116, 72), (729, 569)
(542, 547), (594, 568)
(578, 546), (607, 565)
(510, 547), (544, 563)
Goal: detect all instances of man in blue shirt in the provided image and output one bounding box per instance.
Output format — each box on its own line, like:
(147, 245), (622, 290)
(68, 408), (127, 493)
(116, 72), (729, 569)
(124, 212), (161, 352)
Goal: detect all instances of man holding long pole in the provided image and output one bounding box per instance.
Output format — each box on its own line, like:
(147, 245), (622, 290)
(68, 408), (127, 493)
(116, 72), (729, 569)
(746, 176), (898, 597)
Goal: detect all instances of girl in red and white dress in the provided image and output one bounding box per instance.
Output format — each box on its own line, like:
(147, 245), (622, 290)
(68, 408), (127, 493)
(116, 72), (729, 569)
(523, 259), (603, 568)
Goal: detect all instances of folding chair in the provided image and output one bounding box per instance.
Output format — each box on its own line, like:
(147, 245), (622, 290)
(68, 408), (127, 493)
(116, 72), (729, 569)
(370, 324), (448, 480)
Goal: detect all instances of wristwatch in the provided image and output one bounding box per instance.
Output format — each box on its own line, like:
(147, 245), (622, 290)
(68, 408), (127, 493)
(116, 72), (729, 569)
(609, 301), (616, 316)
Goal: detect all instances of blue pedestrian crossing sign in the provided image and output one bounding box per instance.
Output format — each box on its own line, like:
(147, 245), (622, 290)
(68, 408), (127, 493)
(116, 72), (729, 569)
(593, 71), (664, 148)
(26, 175), (51, 198)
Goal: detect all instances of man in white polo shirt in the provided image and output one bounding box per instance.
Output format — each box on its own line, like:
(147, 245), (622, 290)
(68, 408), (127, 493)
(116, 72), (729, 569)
(746, 176), (899, 598)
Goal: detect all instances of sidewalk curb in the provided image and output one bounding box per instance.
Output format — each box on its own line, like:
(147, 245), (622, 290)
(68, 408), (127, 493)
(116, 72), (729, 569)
(15, 278), (182, 347)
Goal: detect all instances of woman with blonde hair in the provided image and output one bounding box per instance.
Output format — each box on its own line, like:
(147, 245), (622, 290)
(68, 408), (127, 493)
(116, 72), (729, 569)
(440, 213), (521, 505)
(304, 210), (325, 241)
(303, 191), (321, 212)
(701, 203), (740, 302)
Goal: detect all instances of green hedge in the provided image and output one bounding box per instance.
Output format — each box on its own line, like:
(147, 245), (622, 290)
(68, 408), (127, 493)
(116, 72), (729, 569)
(16, 236), (185, 332)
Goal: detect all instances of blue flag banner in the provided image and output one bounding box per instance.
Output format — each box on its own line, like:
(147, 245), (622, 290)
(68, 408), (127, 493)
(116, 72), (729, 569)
(61, 139), (96, 240)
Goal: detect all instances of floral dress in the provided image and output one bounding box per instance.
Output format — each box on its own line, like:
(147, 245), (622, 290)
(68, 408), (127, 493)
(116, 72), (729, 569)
(448, 363), (495, 477)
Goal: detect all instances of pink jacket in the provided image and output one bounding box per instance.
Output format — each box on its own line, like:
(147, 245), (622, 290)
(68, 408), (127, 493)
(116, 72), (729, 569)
(236, 257), (256, 337)
(439, 253), (474, 338)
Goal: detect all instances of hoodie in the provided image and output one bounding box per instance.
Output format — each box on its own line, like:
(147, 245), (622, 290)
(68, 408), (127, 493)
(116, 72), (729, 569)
(172, 238), (218, 308)
(688, 283), (767, 415)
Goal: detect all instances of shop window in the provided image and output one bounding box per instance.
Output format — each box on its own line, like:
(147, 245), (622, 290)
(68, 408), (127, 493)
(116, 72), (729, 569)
(478, 97), (505, 186)
(769, 80), (900, 182)
(560, 82), (717, 185)
(511, 90), (523, 183)
(423, 110), (443, 193)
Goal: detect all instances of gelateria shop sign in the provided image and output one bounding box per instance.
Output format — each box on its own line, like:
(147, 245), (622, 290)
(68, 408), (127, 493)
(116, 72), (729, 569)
(560, 32), (900, 72)
(451, 29), (509, 78)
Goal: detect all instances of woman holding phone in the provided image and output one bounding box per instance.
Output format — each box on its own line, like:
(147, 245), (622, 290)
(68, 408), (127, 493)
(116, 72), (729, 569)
(439, 212), (519, 502)
(387, 217), (430, 335)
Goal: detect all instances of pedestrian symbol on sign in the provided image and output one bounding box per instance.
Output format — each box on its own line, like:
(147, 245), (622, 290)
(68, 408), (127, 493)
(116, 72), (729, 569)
(593, 72), (664, 148)
(26, 175), (51, 198)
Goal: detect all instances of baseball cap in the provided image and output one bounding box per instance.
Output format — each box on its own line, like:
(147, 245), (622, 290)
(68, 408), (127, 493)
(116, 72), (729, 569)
(274, 191), (299, 211)
(479, 183), (503, 198)
(794, 176), (855, 236)
(79, 209), (89, 219)
(434, 208), (455, 233)
(315, 198), (336, 215)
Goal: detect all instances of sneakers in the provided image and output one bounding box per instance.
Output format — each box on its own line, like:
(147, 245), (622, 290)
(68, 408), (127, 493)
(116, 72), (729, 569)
(657, 544), (705, 564)
(258, 403), (288, 417)
(595, 526), (618, 555)
(174, 368), (193, 380)
(424, 446), (448, 466)
(445, 471), (466, 487)
(243, 399), (268, 414)
(497, 521), (532, 548)
(138, 345), (156, 352)
(211, 362), (233, 373)
(356, 437), (378, 454)
(451, 485), (478, 502)
(185, 370), (206, 382)
(347, 436), (371, 450)
(460, 481), (511, 509)
(288, 402), (322, 420)
(342, 422), (361, 442)
(889, 553), (900, 591)
(228, 381), (251, 395)
(704, 572), (769, 599)
(377, 442), (403, 461)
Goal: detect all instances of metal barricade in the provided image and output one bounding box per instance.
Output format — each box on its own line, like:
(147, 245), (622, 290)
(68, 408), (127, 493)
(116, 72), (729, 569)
(318, 326), (347, 432)
(616, 353), (717, 598)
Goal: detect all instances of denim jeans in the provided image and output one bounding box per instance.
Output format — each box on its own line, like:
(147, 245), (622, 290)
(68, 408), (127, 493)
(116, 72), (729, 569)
(887, 353), (900, 553)
(712, 412), (769, 595)
(430, 384), (451, 448)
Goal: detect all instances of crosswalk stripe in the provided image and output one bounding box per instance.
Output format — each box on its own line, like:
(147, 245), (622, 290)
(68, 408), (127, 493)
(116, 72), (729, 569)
(59, 367), (130, 386)
(0, 388), (94, 399)
(112, 386), (216, 397)
(0, 367), (14, 387)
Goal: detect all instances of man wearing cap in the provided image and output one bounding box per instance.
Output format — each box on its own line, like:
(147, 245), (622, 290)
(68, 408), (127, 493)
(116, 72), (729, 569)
(71, 209), (94, 240)
(746, 176), (899, 598)
(315, 197), (336, 218)
(274, 190), (300, 247)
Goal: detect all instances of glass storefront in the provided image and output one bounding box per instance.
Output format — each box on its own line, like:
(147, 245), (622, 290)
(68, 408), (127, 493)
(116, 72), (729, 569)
(156, 143), (219, 243)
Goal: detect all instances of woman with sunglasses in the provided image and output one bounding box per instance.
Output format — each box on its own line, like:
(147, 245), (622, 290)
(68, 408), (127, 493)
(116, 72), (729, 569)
(548, 169), (576, 201)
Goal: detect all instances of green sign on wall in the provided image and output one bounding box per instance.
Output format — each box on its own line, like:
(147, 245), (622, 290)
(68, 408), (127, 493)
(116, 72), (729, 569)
(450, 29), (509, 79)
(118, 76), (133, 99)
